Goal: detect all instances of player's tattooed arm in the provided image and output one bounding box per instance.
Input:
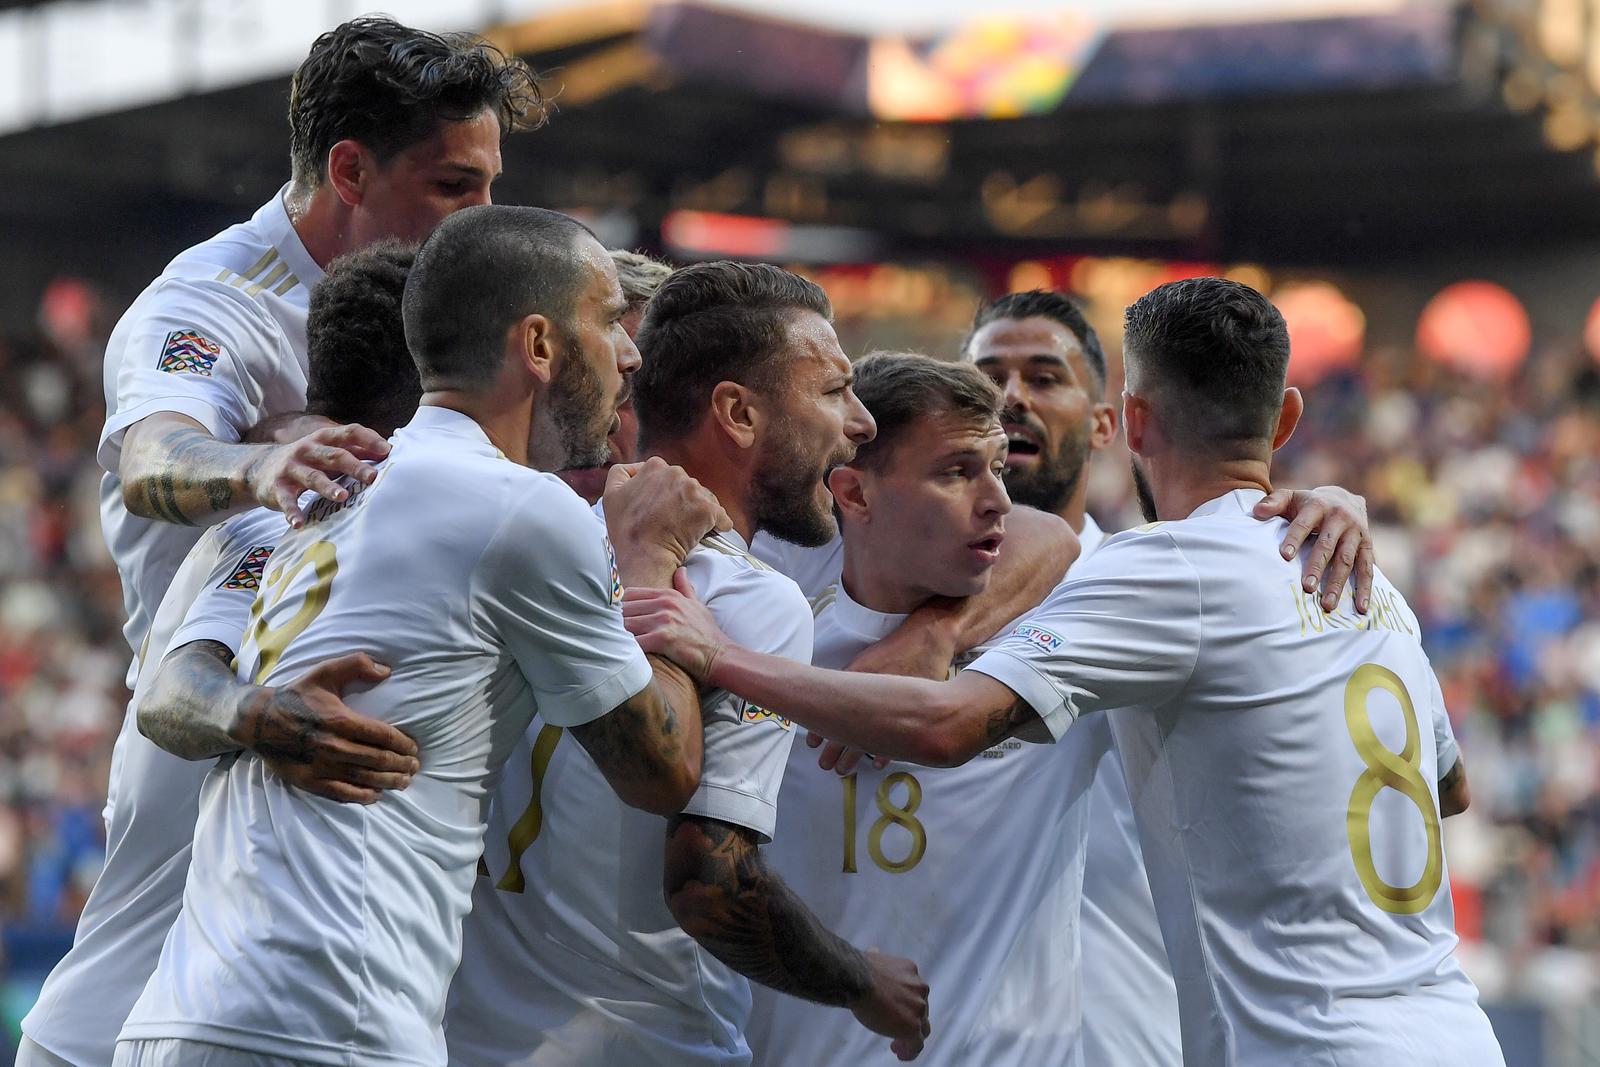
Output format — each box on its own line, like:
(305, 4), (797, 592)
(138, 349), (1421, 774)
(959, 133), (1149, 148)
(664, 815), (930, 1059)
(852, 507), (1078, 680)
(569, 654), (703, 816)
(139, 641), (418, 804)
(120, 411), (388, 529)
(1439, 759), (1471, 818)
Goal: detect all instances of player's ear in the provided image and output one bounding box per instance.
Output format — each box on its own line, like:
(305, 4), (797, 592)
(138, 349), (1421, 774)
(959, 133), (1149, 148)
(1270, 387), (1303, 451)
(516, 314), (556, 385)
(326, 140), (368, 209)
(1090, 399), (1118, 450)
(709, 380), (758, 450)
(828, 464), (869, 522)
(1122, 391), (1150, 454)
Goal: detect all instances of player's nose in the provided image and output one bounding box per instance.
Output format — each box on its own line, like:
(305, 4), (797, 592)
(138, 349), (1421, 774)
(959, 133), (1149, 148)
(844, 388), (876, 446)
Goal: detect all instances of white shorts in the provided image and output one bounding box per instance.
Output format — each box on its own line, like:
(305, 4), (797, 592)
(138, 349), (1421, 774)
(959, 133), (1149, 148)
(113, 1039), (319, 1067)
(15, 1036), (78, 1067)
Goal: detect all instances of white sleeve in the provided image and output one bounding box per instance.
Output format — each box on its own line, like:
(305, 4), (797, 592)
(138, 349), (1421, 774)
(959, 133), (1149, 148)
(97, 280), (283, 472)
(749, 532), (843, 600)
(164, 509), (286, 658)
(1426, 669), (1460, 778)
(474, 485), (652, 729)
(679, 564), (814, 840)
(962, 533), (1203, 741)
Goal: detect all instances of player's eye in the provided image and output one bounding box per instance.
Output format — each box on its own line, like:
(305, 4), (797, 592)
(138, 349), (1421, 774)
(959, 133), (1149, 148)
(1029, 373), (1061, 387)
(438, 180), (469, 195)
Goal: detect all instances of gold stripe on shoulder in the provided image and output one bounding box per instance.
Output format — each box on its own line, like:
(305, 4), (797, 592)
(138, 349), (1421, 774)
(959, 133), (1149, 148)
(809, 585), (838, 617)
(1132, 520), (1168, 533)
(225, 248), (279, 288)
(272, 273), (301, 297)
(245, 261), (290, 298)
(698, 533), (772, 571)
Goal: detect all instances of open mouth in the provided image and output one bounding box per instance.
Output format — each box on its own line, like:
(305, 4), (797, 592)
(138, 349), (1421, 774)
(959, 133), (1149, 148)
(968, 532), (1005, 557)
(1003, 424), (1042, 458)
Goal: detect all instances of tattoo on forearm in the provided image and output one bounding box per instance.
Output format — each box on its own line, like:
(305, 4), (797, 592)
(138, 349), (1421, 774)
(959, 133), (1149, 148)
(138, 640), (245, 759)
(981, 697), (1040, 747)
(129, 425), (252, 525)
(569, 658), (683, 782)
(664, 815), (871, 1006)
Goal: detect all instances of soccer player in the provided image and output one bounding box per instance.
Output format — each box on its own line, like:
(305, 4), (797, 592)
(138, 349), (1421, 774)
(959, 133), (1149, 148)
(627, 277), (1502, 1067)
(18, 244), (426, 1067)
(98, 17), (541, 699)
(445, 263), (929, 1067)
(967, 290), (1378, 1066)
(558, 249), (674, 504)
(745, 352), (1095, 1066)
(114, 206), (722, 1067)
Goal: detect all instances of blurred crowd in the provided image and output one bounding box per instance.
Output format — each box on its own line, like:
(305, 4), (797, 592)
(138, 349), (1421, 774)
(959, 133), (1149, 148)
(0, 278), (1597, 1039)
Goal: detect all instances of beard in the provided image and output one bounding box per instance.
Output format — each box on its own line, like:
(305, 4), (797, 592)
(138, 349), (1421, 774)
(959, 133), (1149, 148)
(549, 334), (615, 470)
(1002, 410), (1091, 514)
(1130, 456), (1158, 523)
(751, 420), (847, 548)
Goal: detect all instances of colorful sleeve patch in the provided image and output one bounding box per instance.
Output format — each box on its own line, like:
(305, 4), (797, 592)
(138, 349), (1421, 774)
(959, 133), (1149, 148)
(158, 329), (222, 376)
(1009, 622), (1064, 653)
(740, 703), (793, 730)
(604, 537), (623, 605)
(220, 545), (274, 590)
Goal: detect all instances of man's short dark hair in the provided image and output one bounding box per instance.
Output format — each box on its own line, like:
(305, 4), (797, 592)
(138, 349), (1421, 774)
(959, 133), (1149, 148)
(1122, 276), (1291, 448)
(306, 241), (420, 434)
(288, 17), (545, 192)
(402, 205), (596, 391)
(849, 352), (1003, 471)
(632, 262), (832, 444)
(965, 290), (1107, 392)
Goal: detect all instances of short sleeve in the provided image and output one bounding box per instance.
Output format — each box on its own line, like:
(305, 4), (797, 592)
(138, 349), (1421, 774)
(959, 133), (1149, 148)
(474, 484), (652, 729)
(97, 280), (282, 472)
(679, 562), (814, 840)
(749, 532), (843, 600)
(962, 532), (1203, 741)
(1426, 669), (1460, 777)
(164, 509), (286, 659)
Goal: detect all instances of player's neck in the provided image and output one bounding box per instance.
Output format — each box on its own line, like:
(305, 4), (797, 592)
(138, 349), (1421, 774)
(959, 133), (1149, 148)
(639, 439), (755, 545)
(839, 525), (928, 616)
(419, 394), (532, 467)
(1144, 452), (1273, 520)
(287, 185), (360, 269)
(1052, 468), (1091, 535)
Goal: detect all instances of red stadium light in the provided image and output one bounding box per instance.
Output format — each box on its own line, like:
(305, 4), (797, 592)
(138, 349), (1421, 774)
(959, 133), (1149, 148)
(1274, 281), (1365, 385)
(1416, 280), (1532, 380)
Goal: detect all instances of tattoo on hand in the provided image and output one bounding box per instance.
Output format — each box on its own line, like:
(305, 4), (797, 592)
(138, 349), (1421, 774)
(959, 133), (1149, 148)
(250, 689), (321, 765)
(664, 815), (870, 1006)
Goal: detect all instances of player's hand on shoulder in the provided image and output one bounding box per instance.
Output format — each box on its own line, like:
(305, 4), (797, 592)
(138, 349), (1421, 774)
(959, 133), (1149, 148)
(603, 457), (732, 577)
(623, 568), (729, 685)
(234, 652), (420, 804)
(1255, 484), (1375, 615)
(249, 423), (390, 529)
(851, 948), (931, 1061)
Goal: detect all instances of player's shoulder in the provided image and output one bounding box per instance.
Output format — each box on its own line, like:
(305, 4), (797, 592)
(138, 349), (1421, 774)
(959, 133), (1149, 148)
(691, 534), (806, 604)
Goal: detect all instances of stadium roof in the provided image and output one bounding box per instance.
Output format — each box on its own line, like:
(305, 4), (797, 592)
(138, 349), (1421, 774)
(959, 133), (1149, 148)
(1, 0), (1597, 323)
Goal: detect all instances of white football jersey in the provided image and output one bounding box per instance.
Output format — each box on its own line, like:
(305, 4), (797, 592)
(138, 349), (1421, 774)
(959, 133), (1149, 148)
(966, 489), (1502, 1067)
(445, 526), (812, 1067)
(23, 508), (284, 1067)
(1073, 514), (1185, 1067)
(750, 532), (842, 600)
(120, 406), (653, 1067)
(747, 577), (1093, 1067)
(98, 187), (319, 685)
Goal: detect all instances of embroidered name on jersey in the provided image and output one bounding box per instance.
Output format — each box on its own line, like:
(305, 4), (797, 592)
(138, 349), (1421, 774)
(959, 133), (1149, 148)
(158, 330), (221, 376)
(741, 703), (792, 729)
(220, 545), (274, 590)
(1010, 622), (1063, 653)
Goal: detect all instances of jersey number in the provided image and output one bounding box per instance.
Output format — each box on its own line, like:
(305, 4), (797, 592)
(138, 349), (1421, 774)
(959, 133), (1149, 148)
(246, 540), (338, 683)
(1344, 663), (1443, 914)
(842, 772), (927, 874)
(480, 724), (564, 893)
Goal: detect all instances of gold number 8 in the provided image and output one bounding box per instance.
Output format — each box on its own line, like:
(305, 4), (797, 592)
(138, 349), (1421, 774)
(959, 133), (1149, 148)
(843, 772), (928, 874)
(248, 540), (338, 684)
(1344, 663), (1442, 914)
